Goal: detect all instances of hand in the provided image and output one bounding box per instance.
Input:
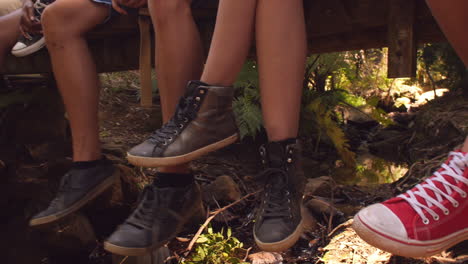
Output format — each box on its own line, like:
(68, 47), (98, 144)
(19, 0), (42, 37)
(112, 0), (147, 15)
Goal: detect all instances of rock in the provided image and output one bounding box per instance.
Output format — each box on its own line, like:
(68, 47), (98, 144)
(201, 175), (241, 205)
(248, 252), (283, 264)
(112, 246), (176, 264)
(304, 176), (334, 198)
(305, 198), (345, 226)
(33, 213), (97, 262)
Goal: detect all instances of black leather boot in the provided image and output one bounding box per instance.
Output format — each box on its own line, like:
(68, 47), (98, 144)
(30, 159), (118, 226)
(253, 139), (306, 252)
(104, 182), (205, 256)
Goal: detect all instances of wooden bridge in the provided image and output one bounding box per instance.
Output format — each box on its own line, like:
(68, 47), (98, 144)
(3, 0), (446, 106)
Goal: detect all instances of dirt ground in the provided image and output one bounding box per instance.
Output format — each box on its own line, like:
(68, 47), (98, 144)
(2, 73), (467, 264)
(96, 73), (468, 264)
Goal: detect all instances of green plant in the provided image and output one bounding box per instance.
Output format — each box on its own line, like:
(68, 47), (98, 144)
(233, 61), (263, 139)
(183, 227), (249, 264)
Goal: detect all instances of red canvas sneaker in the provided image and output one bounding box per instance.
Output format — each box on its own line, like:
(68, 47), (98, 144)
(353, 151), (468, 258)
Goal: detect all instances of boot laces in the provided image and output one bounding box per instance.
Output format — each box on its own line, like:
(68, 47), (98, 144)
(257, 168), (293, 219)
(399, 152), (468, 224)
(127, 186), (156, 229)
(33, 0), (52, 18)
(148, 92), (198, 145)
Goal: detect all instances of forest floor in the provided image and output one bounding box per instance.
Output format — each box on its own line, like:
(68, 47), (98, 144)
(2, 72), (467, 264)
(95, 72), (468, 264)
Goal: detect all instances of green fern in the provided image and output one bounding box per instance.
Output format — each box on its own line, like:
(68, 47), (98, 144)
(308, 97), (356, 170)
(233, 61), (263, 139)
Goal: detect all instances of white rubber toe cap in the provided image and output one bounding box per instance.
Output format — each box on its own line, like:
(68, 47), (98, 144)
(12, 42), (27, 51)
(357, 203), (408, 240)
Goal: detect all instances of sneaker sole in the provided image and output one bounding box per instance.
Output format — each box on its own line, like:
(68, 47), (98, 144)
(29, 169), (119, 227)
(127, 134), (238, 167)
(254, 205), (312, 252)
(11, 37), (46, 57)
(104, 200), (206, 256)
(353, 214), (468, 258)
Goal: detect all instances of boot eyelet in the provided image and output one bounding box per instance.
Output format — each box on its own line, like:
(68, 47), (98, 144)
(433, 215), (440, 221)
(162, 141), (167, 145)
(179, 124), (184, 129)
(184, 118), (189, 123)
(422, 219), (430, 225)
(173, 130), (178, 135)
(168, 137), (173, 141)
(195, 97), (201, 101)
(199, 90), (205, 94)
(289, 150), (293, 154)
(453, 201), (460, 208)
(287, 158), (293, 163)
(461, 192), (467, 198)
(443, 209), (450, 215)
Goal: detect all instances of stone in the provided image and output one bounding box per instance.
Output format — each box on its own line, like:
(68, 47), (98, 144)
(305, 198), (346, 226)
(304, 176), (334, 198)
(112, 246), (176, 264)
(248, 252), (283, 264)
(201, 175), (241, 205)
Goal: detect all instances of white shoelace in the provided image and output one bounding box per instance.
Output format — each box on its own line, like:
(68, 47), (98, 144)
(398, 152), (468, 224)
(33, 0), (49, 10)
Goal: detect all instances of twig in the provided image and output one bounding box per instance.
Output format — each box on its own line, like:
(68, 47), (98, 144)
(118, 256), (128, 264)
(185, 190), (261, 255)
(328, 219), (353, 238)
(243, 247), (252, 262)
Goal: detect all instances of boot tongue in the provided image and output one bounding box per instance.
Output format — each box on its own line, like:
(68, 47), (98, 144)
(265, 139), (296, 168)
(266, 142), (286, 168)
(186, 81), (208, 95)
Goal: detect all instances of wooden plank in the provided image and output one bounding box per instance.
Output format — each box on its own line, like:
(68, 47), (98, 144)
(3, 0), (445, 76)
(387, 0), (417, 78)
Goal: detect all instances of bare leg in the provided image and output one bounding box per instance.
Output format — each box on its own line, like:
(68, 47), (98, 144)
(0, 9), (21, 69)
(42, 0), (108, 162)
(149, 0), (204, 173)
(426, 0), (468, 66)
(256, 0), (306, 141)
(425, 1), (468, 152)
(200, 0), (257, 86)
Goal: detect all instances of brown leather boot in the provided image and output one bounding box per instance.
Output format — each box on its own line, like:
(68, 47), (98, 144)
(127, 81), (238, 167)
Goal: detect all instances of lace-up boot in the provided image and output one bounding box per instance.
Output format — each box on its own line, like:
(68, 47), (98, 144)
(353, 151), (468, 258)
(104, 183), (205, 256)
(29, 159), (118, 226)
(254, 139), (307, 252)
(128, 81), (238, 167)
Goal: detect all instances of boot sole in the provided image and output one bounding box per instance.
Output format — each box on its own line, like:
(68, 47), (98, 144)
(104, 200), (206, 256)
(353, 214), (468, 258)
(29, 170), (119, 227)
(127, 134), (238, 167)
(254, 205), (313, 252)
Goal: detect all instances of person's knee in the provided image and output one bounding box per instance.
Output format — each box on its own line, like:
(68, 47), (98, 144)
(42, 1), (105, 40)
(42, 3), (77, 39)
(150, 0), (192, 25)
